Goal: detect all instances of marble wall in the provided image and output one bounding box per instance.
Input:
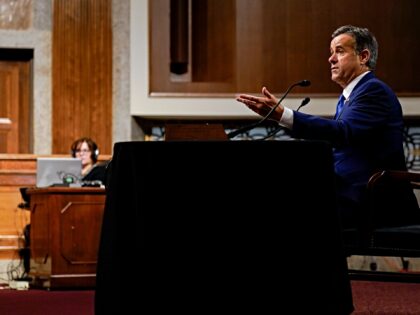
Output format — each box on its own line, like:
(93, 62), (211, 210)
(0, 0), (32, 29)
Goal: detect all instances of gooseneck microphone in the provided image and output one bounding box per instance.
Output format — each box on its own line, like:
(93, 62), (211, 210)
(296, 97), (311, 112)
(227, 80), (311, 139)
(261, 96), (311, 140)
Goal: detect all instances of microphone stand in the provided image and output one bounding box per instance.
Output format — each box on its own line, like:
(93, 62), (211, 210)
(260, 97), (311, 141)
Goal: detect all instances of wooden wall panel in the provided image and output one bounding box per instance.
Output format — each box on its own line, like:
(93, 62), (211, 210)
(53, 0), (112, 155)
(191, 0), (235, 83)
(150, 0), (420, 97)
(150, 0), (236, 95)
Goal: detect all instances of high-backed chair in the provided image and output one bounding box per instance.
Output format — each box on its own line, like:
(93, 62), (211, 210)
(343, 170), (420, 281)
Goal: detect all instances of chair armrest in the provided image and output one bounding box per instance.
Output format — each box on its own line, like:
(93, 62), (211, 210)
(366, 170), (420, 230)
(368, 170), (420, 190)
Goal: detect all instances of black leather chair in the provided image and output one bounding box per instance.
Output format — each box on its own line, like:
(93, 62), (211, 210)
(343, 170), (420, 282)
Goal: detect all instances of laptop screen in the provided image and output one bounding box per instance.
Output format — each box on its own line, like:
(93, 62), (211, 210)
(36, 157), (82, 187)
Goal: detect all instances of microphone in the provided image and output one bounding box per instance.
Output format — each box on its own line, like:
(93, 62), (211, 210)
(227, 80), (311, 139)
(296, 97), (311, 112)
(261, 96), (311, 140)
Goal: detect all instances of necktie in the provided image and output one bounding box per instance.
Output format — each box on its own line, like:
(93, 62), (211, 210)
(335, 94), (345, 119)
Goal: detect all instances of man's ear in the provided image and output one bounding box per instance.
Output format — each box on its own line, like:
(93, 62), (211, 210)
(359, 49), (370, 65)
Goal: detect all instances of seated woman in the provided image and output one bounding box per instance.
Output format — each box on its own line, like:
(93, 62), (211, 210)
(71, 137), (108, 186)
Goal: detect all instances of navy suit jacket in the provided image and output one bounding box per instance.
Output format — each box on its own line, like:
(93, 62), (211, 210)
(290, 72), (417, 226)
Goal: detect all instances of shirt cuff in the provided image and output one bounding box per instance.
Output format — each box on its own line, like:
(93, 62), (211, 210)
(279, 106), (293, 129)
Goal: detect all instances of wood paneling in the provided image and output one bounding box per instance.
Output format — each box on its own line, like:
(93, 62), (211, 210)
(0, 186), (29, 259)
(150, 0), (420, 97)
(150, 0), (236, 95)
(53, 0), (112, 155)
(191, 0), (235, 83)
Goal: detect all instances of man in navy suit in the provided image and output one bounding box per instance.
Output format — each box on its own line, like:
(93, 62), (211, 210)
(236, 25), (419, 228)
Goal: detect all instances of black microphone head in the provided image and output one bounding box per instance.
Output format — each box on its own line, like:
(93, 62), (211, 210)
(299, 80), (311, 87)
(296, 97), (311, 112)
(301, 97), (310, 106)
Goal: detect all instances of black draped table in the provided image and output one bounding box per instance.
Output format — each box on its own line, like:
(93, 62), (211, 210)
(95, 140), (353, 314)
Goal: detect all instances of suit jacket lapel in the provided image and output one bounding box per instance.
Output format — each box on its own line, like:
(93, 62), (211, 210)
(336, 72), (375, 119)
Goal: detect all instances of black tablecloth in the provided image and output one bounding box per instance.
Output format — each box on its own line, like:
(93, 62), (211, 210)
(95, 140), (353, 314)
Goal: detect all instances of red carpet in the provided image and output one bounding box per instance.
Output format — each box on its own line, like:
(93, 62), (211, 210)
(1, 281), (420, 314)
(0, 288), (94, 315)
(351, 281), (420, 314)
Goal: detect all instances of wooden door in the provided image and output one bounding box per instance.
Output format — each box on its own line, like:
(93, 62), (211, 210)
(0, 59), (32, 153)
